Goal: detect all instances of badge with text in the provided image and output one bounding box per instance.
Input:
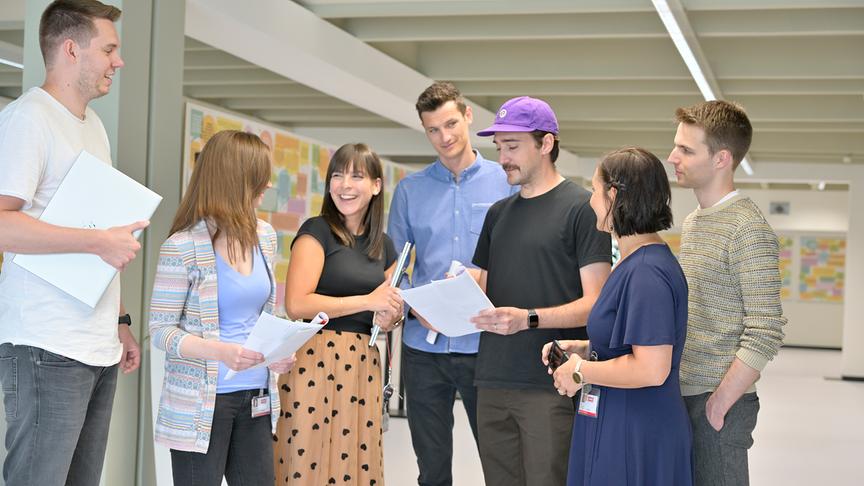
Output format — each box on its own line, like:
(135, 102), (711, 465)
(577, 386), (601, 418)
(251, 394), (270, 418)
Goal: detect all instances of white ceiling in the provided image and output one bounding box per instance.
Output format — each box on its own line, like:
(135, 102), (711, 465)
(1, 0), (862, 187)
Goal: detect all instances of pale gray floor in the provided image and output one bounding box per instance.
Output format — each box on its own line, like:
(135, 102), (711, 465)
(383, 348), (864, 486)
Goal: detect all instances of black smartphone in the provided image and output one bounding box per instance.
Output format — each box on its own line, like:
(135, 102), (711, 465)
(547, 340), (570, 371)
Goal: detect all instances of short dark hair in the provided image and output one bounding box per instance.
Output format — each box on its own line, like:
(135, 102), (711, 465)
(415, 81), (467, 118)
(530, 130), (560, 163)
(39, 0), (121, 67)
(674, 100), (752, 169)
(597, 147), (672, 237)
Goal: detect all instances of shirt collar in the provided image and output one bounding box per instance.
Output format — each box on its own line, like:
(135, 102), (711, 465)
(430, 150), (484, 182)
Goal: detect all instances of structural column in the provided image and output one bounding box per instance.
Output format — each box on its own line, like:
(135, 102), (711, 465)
(841, 166), (864, 379)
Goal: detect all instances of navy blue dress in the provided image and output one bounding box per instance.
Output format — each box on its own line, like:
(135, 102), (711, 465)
(567, 244), (693, 486)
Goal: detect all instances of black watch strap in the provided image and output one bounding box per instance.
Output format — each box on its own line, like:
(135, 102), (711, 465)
(118, 313), (132, 326)
(527, 309), (539, 329)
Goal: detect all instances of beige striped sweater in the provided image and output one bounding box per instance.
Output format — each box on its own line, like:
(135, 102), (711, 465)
(679, 194), (786, 396)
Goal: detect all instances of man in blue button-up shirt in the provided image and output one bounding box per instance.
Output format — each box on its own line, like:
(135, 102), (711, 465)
(388, 82), (515, 486)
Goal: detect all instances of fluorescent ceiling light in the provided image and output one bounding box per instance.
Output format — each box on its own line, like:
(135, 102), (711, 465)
(0, 57), (23, 69)
(652, 0), (754, 176)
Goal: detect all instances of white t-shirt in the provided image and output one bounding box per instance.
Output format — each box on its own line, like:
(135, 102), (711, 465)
(0, 87), (121, 366)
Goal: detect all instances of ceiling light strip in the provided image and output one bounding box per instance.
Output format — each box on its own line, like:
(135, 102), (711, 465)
(652, 0), (754, 176)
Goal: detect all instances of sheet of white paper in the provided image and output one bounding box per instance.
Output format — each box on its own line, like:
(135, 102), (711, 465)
(425, 260), (468, 344)
(224, 312), (328, 380)
(402, 270), (492, 338)
(13, 150), (162, 307)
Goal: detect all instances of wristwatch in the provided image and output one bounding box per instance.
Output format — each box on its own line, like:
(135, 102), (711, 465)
(527, 309), (539, 329)
(572, 358), (584, 385)
(118, 314), (132, 326)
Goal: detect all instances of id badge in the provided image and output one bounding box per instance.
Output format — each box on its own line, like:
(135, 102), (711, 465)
(577, 386), (601, 418)
(251, 394), (270, 418)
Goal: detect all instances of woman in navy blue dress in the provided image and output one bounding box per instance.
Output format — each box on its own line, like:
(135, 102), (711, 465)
(543, 147), (693, 486)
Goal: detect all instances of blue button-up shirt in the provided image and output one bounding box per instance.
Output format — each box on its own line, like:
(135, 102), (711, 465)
(387, 151), (516, 354)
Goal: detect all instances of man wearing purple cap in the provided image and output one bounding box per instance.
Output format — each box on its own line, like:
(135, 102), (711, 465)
(469, 97), (611, 485)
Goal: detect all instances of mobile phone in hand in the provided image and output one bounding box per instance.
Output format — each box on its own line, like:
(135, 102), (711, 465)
(548, 340), (570, 371)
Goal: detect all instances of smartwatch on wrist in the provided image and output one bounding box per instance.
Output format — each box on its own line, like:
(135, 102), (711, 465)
(118, 314), (132, 326)
(527, 308), (539, 329)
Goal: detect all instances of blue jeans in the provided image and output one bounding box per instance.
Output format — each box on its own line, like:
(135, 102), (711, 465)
(402, 344), (479, 486)
(170, 389), (274, 486)
(0, 343), (118, 486)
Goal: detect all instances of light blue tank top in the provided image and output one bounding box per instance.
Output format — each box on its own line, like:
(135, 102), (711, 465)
(215, 247), (271, 393)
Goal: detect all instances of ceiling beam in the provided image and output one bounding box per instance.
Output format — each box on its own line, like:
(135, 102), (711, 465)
(184, 84), (319, 99)
(691, 8), (864, 37)
(455, 79), (699, 97)
(183, 68), (296, 85)
(343, 12), (666, 42)
(298, 0), (654, 19)
(0, 70), (21, 87)
(222, 97), (354, 111)
(703, 37), (864, 78)
(416, 39), (690, 81)
(184, 50), (253, 70)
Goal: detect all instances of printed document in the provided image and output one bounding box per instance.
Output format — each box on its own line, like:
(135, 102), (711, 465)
(225, 312), (328, 380)
(402, 270), (493, 337)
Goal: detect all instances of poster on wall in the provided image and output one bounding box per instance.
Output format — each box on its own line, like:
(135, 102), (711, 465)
(799, 237), (845, 303)
(778, 236), (794, 300)
(183, 101), (414, 315)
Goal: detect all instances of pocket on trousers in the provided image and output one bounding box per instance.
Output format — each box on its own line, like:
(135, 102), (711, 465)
(718, 393), (759, 449)
(0, 356), (18, 420)
(36, 349), (78, 367)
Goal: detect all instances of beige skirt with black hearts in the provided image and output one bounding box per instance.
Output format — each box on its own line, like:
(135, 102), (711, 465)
(273, 329), (384, 485)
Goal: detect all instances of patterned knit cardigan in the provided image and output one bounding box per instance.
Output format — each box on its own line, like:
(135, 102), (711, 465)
(149, 219), (282, 453)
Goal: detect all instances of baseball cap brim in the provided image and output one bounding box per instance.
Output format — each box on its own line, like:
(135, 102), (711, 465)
(476, 123), (538, 137)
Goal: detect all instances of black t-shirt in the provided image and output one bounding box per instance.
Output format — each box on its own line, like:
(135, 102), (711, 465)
(472, 179), (612, 389)
(293, 216), (397, 335)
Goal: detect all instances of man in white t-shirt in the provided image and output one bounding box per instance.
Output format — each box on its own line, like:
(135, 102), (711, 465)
(0, 2), (147, 485)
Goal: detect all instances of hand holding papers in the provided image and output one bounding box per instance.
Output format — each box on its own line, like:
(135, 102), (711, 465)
(224, 312), (328, 380)
(401, 268), (493, 338)
(13, 150), (162, 307)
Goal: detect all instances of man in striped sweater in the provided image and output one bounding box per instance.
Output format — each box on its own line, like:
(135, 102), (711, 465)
(668, 100), (786, 485)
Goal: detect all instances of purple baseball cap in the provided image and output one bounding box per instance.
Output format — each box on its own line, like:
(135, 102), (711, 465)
(477, 96), (559, 136)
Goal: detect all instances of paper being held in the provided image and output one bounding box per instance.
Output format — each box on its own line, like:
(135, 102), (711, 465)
(224, 312), (328, 380)
(425, 260), (467, 344)
(403, 267), (492, 338)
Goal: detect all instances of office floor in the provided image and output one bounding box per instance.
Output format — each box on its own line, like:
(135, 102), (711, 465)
(383, 348), (864, 485)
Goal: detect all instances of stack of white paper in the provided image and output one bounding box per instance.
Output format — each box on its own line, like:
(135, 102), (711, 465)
(224, 312), (328, 380)
(13, 150), (162, 307)
(402, 270), (493, 337)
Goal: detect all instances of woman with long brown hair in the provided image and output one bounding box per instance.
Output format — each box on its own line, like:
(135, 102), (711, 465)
(149, 130), (295, 485)
(274, 143), (403, 485)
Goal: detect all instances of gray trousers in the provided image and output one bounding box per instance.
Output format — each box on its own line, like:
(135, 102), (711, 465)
(477, 387), (574, 486)
(684, 392), (760, 486)
(0, 343), (118, 486)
